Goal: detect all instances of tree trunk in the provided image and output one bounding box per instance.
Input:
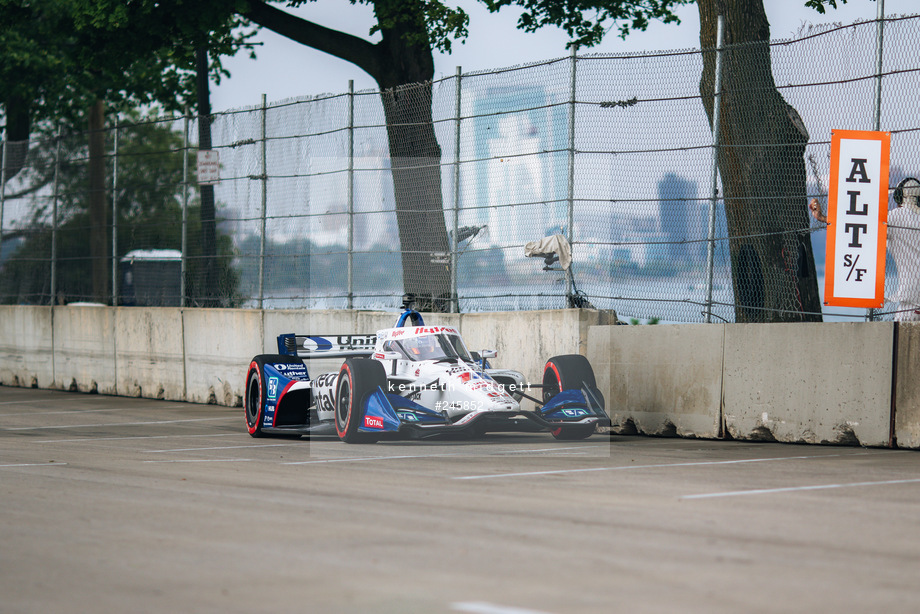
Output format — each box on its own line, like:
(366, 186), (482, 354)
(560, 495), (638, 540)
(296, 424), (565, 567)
(88, 98), (108, 304)
(698, 0), (822, 322)
(196, 46), (218, 307)
(374, 15), (452, 311)
(244, 0), (453, 311)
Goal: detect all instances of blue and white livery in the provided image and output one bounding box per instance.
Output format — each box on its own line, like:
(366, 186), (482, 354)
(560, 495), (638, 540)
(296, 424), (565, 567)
(244, 301), (608, 443)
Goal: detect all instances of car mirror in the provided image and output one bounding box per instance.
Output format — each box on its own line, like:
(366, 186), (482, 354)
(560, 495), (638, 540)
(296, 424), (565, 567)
(480, 349), (497, 359)
(378, 351), (402, 361)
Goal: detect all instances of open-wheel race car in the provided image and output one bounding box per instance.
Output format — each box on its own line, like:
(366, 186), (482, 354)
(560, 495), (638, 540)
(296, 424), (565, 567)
(244, 300), (609, 443)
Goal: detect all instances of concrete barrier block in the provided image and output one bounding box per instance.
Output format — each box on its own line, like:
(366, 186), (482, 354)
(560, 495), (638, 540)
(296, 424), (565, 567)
(0, 306), (54, 389)
(895, 323), (920, 449)
(723, 323), (892, 447)
(114, 308), (185, 400)
(52, 305), (116, 394)
(588, 324), (723, 438)
(183, 309), (263, 406)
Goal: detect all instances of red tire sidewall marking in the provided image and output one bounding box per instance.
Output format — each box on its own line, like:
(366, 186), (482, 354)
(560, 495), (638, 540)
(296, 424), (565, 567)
(545, 361), (563, 436)
(544, 362), (563, 398)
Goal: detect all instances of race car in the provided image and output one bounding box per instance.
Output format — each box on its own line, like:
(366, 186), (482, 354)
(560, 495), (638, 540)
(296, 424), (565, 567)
(244, 302), (608, 443)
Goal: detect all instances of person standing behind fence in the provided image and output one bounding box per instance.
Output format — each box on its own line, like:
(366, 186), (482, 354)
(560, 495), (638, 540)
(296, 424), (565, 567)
(809, 177), (920, 321)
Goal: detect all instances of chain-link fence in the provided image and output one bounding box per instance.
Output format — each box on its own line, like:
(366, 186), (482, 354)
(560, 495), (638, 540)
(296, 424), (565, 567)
(2, 15), (919, 322)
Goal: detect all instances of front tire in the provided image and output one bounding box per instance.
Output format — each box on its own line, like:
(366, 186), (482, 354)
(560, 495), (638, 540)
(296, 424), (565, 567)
(335, 358), (386, 443)
(542, 354), (598, 441)
(245, 359), (267, 437)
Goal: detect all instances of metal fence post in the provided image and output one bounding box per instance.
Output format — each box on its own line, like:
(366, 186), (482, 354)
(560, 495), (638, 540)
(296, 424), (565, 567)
(451, 66), (462, 314)
(0, 139), (7, 267)
(51, 130), (62, 305)
(111, 117), (119, 305)
(347, 81), (355, 309)
(868, 0), (886, 322)
(873, 0), (886, 133)
(566, 45), (577, 300)
(704, 15), (725, 324)
(259, 94), (268, 309)
(181, 112), (190, 308)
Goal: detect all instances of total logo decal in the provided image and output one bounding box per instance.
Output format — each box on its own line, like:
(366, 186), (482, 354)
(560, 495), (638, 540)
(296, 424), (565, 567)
(364, 415), (385, 429)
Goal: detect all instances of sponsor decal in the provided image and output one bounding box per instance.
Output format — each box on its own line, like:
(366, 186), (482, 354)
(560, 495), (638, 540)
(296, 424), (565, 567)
(391, 329), (406, 338)
(268, 377), (279, 400)
(313, 372), (338, 387)
(397, 412), (418, 422)
(453, 409), (486, 424)
(273, 363), (300, 372)
(374, 353), (385, 360)
(303, 336), (333, 352)
(338, 334), (376, 349)
(562, 408), (588, 418)
(364, 415), (384, 429)
(413, 326), (458, 335)
(302, 335), (376, 352)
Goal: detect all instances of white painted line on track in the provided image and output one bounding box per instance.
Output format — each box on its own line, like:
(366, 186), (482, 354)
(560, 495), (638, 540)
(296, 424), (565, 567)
(142, 459), (254, 464)
(0, 407), (163, 415)
(452, 602), (554, 614)
(453, 453), (856, 480)
(0, 463), (69, 468)
(284, 454), (442, 465)
(1, 417), (235, 430)
(495, 446), (608, 455)
(37, 434), (236, 443)
(682, 477), (920, 500)
(149, 443), (301, 453)
(282, 446), (601, 465)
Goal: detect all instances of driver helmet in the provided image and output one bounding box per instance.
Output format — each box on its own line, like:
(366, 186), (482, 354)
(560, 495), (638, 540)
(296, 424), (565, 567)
(411, 335), (439, 359)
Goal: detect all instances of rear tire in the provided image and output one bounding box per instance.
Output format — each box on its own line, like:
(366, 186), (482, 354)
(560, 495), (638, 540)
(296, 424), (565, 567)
(542, 354), (598, 441)
(245, 354), (307, 438)
(335, 358), (386, 443)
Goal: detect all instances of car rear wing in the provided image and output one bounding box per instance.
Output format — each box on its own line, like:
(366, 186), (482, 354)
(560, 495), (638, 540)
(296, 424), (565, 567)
(277, 333), (377, 359)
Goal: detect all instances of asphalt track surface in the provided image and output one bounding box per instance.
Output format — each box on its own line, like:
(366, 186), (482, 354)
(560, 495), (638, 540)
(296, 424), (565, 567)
(2, 387), (920, 614)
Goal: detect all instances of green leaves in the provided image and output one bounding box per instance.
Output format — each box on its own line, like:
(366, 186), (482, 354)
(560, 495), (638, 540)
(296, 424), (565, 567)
(0, 0), (256, 128)
(484, 0), (694, 48)
(804, 0), (849, 15)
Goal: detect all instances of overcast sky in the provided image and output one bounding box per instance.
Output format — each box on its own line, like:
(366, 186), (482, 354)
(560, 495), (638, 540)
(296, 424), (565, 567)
(211, 0), (914, 112)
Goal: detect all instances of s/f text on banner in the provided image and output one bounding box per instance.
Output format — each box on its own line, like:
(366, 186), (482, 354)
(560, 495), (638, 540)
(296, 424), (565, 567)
(823, 130), (890, 308)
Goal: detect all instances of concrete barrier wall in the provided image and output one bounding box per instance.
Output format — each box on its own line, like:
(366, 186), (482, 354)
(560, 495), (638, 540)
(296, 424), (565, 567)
(115, 308), (186, 401)
(589, 324), (724, 439)
(588, 321), (907, 449)
(53, 305), (116, 394)
(0, 306), (53, 389)
(0, 305), (597, 405)
(722, 323), (893, 447)
(895, 324), (920, 448)
(2, 305), (917, 449)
